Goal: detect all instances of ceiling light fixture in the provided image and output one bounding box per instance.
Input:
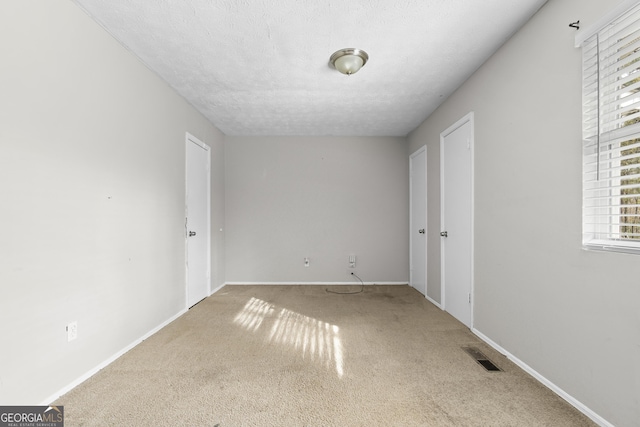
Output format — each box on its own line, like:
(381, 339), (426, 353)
(329, 48), (369, 75)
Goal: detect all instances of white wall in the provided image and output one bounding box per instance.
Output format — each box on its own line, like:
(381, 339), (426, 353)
(0, 0), (225, 404)
(408, 0), (640, 425)
(225, 136), (408, 284)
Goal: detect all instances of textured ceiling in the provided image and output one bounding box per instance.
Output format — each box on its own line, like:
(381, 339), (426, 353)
(73, 0), (547, 136)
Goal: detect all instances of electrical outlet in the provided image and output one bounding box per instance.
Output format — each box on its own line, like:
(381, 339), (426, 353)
(304, 257), (310, 267)
(348, 255), (356, 268)
(67, 321), (77, 342)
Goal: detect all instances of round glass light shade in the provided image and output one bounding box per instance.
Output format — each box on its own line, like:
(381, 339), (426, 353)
(330, 48), (369, 75)
(334, 54), (364, 75)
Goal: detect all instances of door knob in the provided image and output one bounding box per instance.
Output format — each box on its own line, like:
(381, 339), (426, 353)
(418, 229), (425, 234)
(440, 231), (448, 237)
(189, 231), (196, 237)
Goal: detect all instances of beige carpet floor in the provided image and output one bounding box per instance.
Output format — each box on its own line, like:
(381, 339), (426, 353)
(57, 285), (595, 426)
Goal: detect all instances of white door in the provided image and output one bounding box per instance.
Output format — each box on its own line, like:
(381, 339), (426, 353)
(410, 146), (427, 296)
(186, 133), (210, 308)
(440, 113), (474, 327)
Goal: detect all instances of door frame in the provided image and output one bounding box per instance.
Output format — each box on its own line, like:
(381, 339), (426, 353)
(440, 112), (474, 327)
(409, 145), (427, 298)
(185, 132), (211, 308)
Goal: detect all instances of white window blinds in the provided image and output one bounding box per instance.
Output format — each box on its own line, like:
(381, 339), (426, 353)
(582, 2), (640, 253)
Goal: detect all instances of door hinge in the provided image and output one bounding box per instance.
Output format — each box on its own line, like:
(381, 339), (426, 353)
(467, 139), (471, 150)
(468, 293), (471, 303)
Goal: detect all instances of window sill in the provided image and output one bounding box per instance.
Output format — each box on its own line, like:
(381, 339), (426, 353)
(582, 243), (640, 255)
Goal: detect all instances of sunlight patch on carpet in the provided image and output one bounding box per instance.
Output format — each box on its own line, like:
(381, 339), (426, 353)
(234, 297), (344, 378)
(233, 297), (274, 331)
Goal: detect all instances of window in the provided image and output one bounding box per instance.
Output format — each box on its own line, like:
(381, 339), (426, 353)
(580, 1), (640, 253)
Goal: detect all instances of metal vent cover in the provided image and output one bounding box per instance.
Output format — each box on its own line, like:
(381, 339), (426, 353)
(463, 346), (502, 372)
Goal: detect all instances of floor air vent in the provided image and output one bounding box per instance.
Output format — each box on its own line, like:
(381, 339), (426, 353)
(463, 346), (502, 372)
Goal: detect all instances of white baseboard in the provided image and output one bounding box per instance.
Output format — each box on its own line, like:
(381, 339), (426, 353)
(223, 282), (408, 286)
(209, 283), (225, 295)
(41, 308), (188, 405)
(425, 294), (441, 308)
(472, 328), (614, 427)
